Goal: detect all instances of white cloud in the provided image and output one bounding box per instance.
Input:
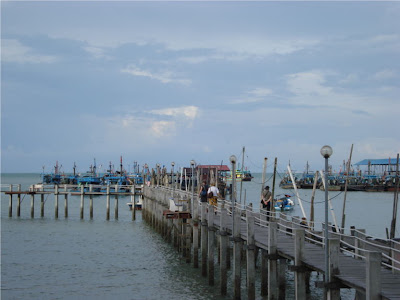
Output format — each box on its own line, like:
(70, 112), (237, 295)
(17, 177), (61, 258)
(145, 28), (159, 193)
(230, 87), (273, 104)
(121, 64), (191, 85)
(151, 121), (176, 138)
(83, 46), (112, 60)
(149, 106), (199, 120)
(287, 71), (332, 97)
(249, 88), (273, 97)
(372, 69), (397, 80)
(2, 39), (57, 64)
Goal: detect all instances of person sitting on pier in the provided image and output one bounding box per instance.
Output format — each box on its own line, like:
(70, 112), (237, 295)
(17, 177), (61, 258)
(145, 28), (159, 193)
(207, 182), (222, 207)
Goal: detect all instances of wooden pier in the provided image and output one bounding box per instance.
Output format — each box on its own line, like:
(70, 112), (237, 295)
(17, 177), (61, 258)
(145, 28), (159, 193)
(142, 185), (400, 300)
(2, 182), (400, 299)
(2, 184), (142, 220)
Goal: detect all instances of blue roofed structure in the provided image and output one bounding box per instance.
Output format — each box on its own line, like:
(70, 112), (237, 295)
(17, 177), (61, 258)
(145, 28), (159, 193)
(354, 158), (398, 166)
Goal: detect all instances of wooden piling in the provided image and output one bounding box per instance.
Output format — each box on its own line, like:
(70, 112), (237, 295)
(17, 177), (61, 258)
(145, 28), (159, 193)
(207, 207), (215, 286)
(89, 185), (93, 219)
(246, 211), (256, 300)
(131, 186), (136, 221)
(278, 258), (287, 299)
(17, 184), (21, 217)
(64, 185), (68, 218)
(114, 185), (118, 220)
(30, 192), (35, 218)
(328, 238), (340, 300)
(201, 204), (208, 277)
(54, 184), (58, 219)
(219, 208), (228, 295)
(80, 185), (84, 219)
(40, 190), (44, 218)
(366, 251), (382, 300)
(268, 221), (278, 299)
(233, 210), (242, 300)
(294, 228), (306, 300)
(106, 185), (110, 220)
(8, 192), (13, 217)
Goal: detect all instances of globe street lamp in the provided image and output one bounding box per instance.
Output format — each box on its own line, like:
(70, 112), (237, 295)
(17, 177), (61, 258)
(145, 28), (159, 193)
(320, 145), (333, 297)
(190, 160), (196, 216)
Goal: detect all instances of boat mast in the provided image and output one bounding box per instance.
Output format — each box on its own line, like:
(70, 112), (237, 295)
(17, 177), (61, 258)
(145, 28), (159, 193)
(239, 146), (245, 204)
(390, 153), (399, 239)
(341, 144), (353, 232)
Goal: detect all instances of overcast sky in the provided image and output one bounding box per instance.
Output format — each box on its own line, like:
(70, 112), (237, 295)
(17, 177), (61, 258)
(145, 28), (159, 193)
(1, 1), (399, 174)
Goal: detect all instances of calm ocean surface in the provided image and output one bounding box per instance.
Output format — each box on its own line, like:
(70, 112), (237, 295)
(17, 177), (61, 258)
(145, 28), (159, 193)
(1, 173), (398, 299)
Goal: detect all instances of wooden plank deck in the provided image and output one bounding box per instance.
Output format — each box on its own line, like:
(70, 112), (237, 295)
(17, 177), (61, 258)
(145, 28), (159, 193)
(210, 212), (400, 299)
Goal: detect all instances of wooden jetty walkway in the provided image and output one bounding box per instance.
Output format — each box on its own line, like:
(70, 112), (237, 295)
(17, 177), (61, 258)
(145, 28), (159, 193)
(2, 182), (400, 299)
(142, 185), (400, 300)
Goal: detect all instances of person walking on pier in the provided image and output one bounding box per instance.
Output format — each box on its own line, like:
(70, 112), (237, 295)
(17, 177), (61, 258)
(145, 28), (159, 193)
(261, 185), (272, 220)
(207, 182), (222, 207)
(198, 180), (209, 203)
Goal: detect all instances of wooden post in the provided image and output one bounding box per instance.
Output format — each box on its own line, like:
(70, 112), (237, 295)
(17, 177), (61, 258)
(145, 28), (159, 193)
(30, 192), (35, 218)
(114, 185), (118, 220)
(54, 184), (59, 219)
(294, 228), (306, 300)
(106, 185), (110, 220)
(186, 221), (192, 264)
(354, 229), (366, 260)
(131, 186), (136, 221)
(8, 186), (13, 217)
(80, 185), (84, 219)
(246, 211), (255, 300)
(89, 185), (93, 219)
(64, 185), (68, 218)
(366, 251), (382, 300)
(233, 210), (242, 300)
(268, 221), (278, 299)
(40, 190), (44, 218)
(208, 207), (215, 286)
(328, 239), (340, 300)
(219, 208), (228, 295)
(193, 203), (200, 269)
(261, 249), (268, 297)
(17, 184), (21, 217)
(201, 204), (208, 277)
(278, 258), (287, 300)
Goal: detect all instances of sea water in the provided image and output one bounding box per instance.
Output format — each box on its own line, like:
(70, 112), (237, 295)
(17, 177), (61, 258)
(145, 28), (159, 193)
(1, 173), (398, 299)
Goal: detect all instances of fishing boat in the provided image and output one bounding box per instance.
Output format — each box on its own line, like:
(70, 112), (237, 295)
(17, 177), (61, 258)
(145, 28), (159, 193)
(274, 194), (294, 211)
(279, 173), (298, 189)
(225, 169), (253, 182)
(297, 162), (316, 189)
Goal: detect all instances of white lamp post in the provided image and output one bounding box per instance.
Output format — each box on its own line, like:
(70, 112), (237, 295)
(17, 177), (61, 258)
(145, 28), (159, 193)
(190, 160), (196, 215)
(320, 145), (333, 296)
(171, 162), (175, 196)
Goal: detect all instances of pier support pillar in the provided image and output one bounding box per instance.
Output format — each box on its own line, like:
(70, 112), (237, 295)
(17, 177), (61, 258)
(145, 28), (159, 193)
(233, 210), (242, 300)
(328, 238), (340, 300)
(366, 251), (382, 300)
(246, 211), (256, 300)
(80, 186), (84, 219)
(219, 208), (228, 295)
(114, 185), (119, 220)
(89, 185), (93, 219)
(294, 228), (306, 300)
(201, 204), (208, 277)
(54, 185), (59, 219)
(208, 207), (215, 286)
(64, 185), (68, 218)
(131, 187), (136, 221)
(261, 249), (268, 297)
(30, 193), (35, 218)
(41, 190), (44, 218)
(278, 258), (287, 300)
(17, 184), (21, 217)
(106, 185), (110, 220)
(8, 194), (13, 217)
(193, 218), (199, 268)
(268, 221), (278, 300)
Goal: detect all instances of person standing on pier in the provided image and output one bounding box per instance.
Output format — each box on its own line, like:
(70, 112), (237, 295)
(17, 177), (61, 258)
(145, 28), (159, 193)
(198, 180), (209, 203)
(261, 185), (272, 220)
(207, 182), (222, 207)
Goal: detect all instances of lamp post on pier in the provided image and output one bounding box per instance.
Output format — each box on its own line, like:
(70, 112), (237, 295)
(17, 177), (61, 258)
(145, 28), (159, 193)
(190, 160), (196, 215)
(230, 155), (237, 225)
(171, 162), (175, 196)
(320, 145), (333, 298)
